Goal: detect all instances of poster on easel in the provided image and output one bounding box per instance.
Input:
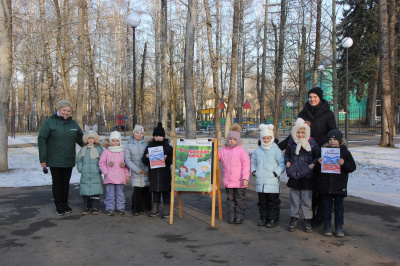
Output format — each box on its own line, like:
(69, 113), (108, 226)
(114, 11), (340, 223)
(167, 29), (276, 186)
(170, 138), (222, 227)
(174, 139), (213, 192)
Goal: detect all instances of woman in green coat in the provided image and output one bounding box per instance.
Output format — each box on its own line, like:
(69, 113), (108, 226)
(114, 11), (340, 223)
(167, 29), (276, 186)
(38, 100), (84, 215)
(76, 125), (103, 215)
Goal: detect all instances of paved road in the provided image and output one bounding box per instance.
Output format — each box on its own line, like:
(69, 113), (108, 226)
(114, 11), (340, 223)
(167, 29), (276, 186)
(1, 178), (399, 265)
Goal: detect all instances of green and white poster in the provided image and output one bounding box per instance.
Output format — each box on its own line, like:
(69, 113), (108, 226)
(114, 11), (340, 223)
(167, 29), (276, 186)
(174, 139), (213, 192)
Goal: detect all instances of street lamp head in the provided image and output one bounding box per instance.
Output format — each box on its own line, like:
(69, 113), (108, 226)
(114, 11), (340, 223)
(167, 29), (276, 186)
(95, 73), (100, 78)
(318, 65), (325, 71)
(341, 37), (353, 49)
(127, 12), (141, 28)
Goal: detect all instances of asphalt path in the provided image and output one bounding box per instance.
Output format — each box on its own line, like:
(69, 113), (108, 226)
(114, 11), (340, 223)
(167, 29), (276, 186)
(1, 177), (399, 265)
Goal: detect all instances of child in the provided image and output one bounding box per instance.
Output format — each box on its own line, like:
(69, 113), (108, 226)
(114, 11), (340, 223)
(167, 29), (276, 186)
(76, 125), (103, 215)
(317, 129), (356, 237)
(187, 168), (197, 187)
(142, 122), (173, 218)
(200, 165), (208, 183)
(251, 124), (285, 228)
(179, 166), (188, 184)
(99, 131), (130, 216)
(219, 124), (250, 224)
(125, 125), (151, 216)
(284, 118), (320, 232)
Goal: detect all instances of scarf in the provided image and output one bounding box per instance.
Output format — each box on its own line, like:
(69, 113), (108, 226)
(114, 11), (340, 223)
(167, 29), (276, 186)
(108, 145), (124, 153)
(294, 137), (311, 155)
(81, 144), (99, 159)
(261, 141), (273, 151)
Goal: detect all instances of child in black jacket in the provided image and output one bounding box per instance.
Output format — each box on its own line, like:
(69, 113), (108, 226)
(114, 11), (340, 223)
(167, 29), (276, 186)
(317, 129), (356, 237)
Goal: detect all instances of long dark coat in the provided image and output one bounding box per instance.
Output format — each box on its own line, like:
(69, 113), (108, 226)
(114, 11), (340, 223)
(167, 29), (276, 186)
(141, 138), (173, 192)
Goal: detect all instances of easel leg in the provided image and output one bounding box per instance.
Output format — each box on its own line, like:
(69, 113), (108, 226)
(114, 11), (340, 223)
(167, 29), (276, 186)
(178, 192), (183, 218)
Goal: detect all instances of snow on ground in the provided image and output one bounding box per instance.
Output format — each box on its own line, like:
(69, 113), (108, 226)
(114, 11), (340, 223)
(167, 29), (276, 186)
(2, 135), (400, 208)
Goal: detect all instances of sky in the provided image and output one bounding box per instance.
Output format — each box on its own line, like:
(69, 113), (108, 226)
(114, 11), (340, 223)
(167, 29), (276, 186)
(2, 135), (400, 208)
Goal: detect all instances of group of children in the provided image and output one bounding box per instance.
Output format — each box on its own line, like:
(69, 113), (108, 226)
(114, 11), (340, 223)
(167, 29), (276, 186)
(75, 118), (355, 237)
(219, 118), (356, 237)
(76, 122), (172, 218)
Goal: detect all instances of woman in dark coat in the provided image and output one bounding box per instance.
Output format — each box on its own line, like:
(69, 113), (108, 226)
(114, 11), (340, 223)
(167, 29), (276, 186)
(278, 87), (337, 226)
(38, 100), (84, 215)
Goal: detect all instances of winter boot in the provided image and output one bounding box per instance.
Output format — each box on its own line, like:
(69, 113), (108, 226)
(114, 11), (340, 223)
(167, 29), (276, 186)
(323, 221), (332, 236)
(304, 219), (313, 233)
(161, 204), (170, 218)
(288, 217), (298, 232)
(335, 224), (344, 237)
(148, 203), (160, 217)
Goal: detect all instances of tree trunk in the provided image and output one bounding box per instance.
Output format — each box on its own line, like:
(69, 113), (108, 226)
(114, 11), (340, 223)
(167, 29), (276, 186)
(161, 0), (169, 129)
(365, 72), (378, 127)
(75, 0), (85, 128)
(225, 0), (240, 138)
(169, 31), (176, 137)
(0, 0), (11, 171)
(298, 26), (306, 112)
(184, 0), (197, 139)
(378, 0), (394, 147)
(272, 0), (287, 137)
(260, 0), (269, 124)
(312, 0), (322, 88)
(204, 0), (222, 143)
(140, 42), (148, 126)
(331, 0), (339, 124)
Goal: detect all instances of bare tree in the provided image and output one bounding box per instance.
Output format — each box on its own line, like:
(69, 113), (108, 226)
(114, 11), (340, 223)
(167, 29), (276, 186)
(0, 0), (11, 171)
(204, 0), (222, 142)
(161, 0), (169, 129)
(272, 0), (287, 137)
(225, 0), (240, 138)
(260, 0), (269, 124)
(312, 0), (322, 88)
(184, 0), (197, 139)
(378, 0), (395, 147)
(169, 32), (176, 137)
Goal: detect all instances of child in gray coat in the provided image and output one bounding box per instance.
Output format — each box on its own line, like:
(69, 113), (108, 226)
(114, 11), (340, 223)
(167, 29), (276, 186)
(125, 125), (151, 215)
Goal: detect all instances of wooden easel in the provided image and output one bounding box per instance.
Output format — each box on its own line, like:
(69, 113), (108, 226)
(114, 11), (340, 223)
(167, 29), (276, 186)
(169, 138), (222, 227)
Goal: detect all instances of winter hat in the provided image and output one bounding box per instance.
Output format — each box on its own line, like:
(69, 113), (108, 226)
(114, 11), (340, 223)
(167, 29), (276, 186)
(226, 124), (241, 148)
(259, 124), (274, 150)
(133, 124), (144, 135)
(308, 87), (324, 100)
(83, 125), (100, 144)
(153, 122), (165, 137)
(109, 131), (122, 143)
(327, 129), (343, 144)
(291, 118), (311, 155)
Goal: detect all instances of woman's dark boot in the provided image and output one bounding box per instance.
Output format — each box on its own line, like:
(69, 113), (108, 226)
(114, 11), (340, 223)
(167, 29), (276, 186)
(161, 204), (170, 218)
(335, 224), (344, 237)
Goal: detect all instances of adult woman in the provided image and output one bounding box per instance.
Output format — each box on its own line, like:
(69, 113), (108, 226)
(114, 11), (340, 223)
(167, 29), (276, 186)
(38, 100), (84, 215)
(278, 87), (337, 226)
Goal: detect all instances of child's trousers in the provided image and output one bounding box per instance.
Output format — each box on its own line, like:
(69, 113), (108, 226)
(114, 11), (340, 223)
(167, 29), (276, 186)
(322, 194), (344, 225)
(105, 184), (125, 211)
(289, 188), (313, 219)
(258, 192), (280, 221)
(226, 188), (246, 220)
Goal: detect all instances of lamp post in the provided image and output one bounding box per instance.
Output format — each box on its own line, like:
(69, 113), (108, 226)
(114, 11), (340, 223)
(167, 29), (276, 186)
(341, 37), (353, 139)
(127, 12), (141, 126)
(95, 73), (101, 133)
(318, 65), (325, 88)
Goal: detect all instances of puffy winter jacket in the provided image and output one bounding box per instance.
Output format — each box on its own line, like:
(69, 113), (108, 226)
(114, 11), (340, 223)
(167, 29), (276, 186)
(142, 139), (173, 192)
(251, 143), (285, 193)
(219, 145), (250, 188)
(317, 145), (356, 196)
(38, 114), (84, 167)
(284, 138), (320, 190)
(76, 145), (104, 196)
(125, 136), (149, 187)
(99, 149), (130, 184)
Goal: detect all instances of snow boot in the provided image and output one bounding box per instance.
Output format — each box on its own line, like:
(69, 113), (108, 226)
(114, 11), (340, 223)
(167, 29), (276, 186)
(335, 224), (344, 237)
(288, 217), (298, 232)
(323, 221), (332, 236)
(161, 204), (170, 218)
(148, 203), (160, 217)
(304, 219), (313, 233)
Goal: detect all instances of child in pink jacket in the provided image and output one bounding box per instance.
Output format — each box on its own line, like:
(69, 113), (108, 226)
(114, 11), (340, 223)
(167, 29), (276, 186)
(219, 124), (250, 224)
(99, 131), (130, 216)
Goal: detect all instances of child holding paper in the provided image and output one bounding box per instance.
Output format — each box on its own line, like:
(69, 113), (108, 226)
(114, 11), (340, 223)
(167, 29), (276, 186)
(317, 129), (356, 237)
(142, 122), (173, 218)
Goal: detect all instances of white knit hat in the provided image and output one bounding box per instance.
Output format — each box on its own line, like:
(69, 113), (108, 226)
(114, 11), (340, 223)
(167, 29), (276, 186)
(109, 131), (121, 144)
(259, 124), (274, 142)
(291, 118), (311, 155)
